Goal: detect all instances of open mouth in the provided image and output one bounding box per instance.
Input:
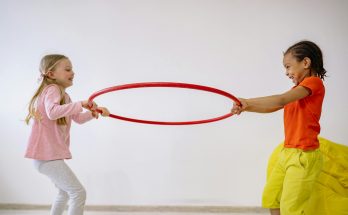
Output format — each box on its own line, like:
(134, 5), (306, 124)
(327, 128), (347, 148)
(288, 76), (297, 84)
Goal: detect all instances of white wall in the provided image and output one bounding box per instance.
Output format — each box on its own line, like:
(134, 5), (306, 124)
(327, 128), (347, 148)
(1, 0), (347, 206)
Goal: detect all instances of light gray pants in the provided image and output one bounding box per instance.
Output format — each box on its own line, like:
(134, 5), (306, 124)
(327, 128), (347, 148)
(34, 160), (86, 215)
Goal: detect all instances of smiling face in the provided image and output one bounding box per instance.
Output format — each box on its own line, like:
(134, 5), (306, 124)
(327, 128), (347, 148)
(283, 53), (311, 85)
(48, 58), (74, 89)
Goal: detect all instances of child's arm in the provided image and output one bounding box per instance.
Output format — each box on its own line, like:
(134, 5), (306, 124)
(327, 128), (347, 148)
(232, 86), (311, 114)
(71, 111), (94, 124)
(72, 105), (110, 124)
(44, 85), (86, 120)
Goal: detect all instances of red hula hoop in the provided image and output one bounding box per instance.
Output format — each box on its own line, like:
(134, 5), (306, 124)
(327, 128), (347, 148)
(88, 82), (241, 125)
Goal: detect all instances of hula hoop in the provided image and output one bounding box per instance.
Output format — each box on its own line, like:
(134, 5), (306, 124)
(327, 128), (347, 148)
(88, 82), (240, 125)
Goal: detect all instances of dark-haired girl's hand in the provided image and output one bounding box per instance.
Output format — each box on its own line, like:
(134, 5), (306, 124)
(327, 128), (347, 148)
(231, 98), (247, 115)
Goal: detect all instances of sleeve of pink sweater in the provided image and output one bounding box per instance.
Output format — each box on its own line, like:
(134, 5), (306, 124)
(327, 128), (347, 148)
(71, 111), (94, 124)
(44, 85), (87, 120)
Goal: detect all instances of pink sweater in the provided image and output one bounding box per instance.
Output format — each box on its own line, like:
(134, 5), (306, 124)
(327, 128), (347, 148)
(25, 84), (94, 160)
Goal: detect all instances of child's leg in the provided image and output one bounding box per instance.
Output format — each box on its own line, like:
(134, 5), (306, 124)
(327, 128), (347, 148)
(51, 189), (69, 214)
(270, 208), (280, 215)
(262, 149), (286, 210)
(35, 160), (86, 215)
(280, 149), (322, 215)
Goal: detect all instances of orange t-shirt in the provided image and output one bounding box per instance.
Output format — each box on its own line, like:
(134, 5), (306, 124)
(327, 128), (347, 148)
(283, 76), (325, 150)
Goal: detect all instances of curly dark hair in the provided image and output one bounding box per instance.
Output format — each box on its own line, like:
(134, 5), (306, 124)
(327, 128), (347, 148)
(285, 40), (327, 80)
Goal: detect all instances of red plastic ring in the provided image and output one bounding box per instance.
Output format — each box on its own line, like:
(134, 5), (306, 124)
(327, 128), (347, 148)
(88, 82), (240, 125)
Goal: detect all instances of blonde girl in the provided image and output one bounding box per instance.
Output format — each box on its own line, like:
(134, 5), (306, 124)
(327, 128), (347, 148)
(25, 54), (109, 215)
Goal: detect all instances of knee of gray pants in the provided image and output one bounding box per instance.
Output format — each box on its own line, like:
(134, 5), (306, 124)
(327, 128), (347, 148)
(69, 187), (86, 203)
(58, 189), (69, 201)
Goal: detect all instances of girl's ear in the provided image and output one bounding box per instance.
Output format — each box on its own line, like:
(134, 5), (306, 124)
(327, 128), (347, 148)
(303, 57), (311, 69)
(46, 70), (55, 79)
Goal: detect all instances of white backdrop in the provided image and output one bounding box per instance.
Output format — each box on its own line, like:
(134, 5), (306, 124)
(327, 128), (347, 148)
(0, 0), (347, 207)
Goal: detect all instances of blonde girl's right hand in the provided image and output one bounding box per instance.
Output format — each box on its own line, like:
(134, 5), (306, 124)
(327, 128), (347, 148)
(82, 100), (97, 111)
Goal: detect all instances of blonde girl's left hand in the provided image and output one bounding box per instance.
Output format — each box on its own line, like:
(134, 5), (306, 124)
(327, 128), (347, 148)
(91, 110), (99, 119)
(91, 107), (110, 119)
(98, 107), (110, 117)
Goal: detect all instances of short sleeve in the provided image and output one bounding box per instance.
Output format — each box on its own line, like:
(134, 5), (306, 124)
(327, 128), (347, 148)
(299, 77), (324, 96)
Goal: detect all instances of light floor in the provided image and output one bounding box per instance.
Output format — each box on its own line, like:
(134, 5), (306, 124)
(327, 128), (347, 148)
(0, 210), (268, 215)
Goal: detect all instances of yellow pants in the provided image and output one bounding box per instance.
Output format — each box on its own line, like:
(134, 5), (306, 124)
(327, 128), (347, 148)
(262, 147), (323, 215)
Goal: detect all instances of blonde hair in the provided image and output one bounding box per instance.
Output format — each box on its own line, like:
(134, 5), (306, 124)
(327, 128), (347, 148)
(25, 54), (69, 125)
